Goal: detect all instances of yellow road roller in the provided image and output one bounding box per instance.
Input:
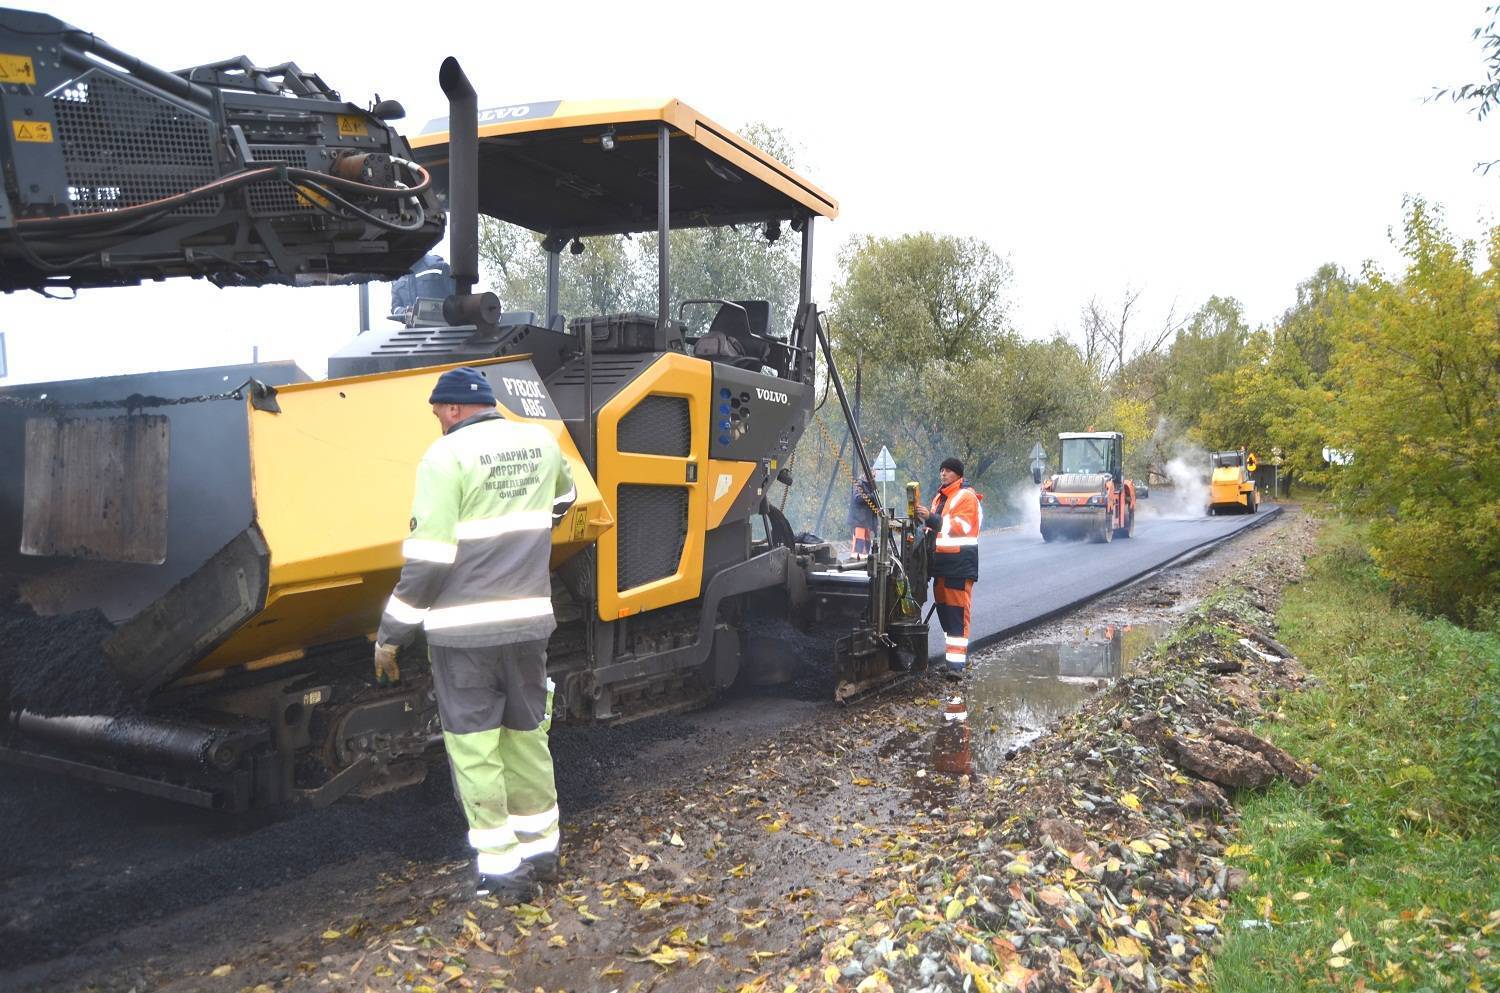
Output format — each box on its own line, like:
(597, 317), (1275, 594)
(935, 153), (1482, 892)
(1208, 449), (1260, 515)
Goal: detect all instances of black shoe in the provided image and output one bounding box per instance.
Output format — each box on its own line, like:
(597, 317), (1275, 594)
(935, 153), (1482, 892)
(475, 862), (538, 904)
(525, 852), (560, 883)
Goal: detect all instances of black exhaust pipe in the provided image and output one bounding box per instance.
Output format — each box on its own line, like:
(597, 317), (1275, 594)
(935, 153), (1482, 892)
(437, 57), (499, 328)
(438, 57), (477, 297)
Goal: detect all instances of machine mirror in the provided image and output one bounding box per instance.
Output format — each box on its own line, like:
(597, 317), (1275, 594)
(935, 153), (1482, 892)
(371, 98), (406, 121)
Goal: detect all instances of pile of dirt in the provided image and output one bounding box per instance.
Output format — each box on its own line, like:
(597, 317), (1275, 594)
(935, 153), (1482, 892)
(0, 605), (139, 717)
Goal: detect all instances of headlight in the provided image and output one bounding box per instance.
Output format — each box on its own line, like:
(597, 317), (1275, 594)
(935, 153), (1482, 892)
(1087, 493), (1107, 506)
(1040, 493), (1058, 506)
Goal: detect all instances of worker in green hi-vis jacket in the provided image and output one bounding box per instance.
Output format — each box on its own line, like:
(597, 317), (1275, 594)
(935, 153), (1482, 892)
(373, 366), (576, 903)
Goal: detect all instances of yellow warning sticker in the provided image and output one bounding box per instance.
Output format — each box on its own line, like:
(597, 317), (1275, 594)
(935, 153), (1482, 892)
(293, 185), (331, 210)
(0, 54), (36, 84)
(11, 120), (52, 143)
(571, 506), (587, 541)
(336, 114), (367, 138)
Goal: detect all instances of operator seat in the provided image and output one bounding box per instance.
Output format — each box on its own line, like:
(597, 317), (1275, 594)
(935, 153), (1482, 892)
(692, 302), (765, 370)
(734, 300), (772, 338)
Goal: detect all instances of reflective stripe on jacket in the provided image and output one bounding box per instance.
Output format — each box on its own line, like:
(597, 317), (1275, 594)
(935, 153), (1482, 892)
(378, 410), (577, 649)
(930, 478), (982, 581)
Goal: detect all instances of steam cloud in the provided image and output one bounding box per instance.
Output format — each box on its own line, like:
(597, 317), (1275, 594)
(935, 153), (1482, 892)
(1145, 450), (1210, 519)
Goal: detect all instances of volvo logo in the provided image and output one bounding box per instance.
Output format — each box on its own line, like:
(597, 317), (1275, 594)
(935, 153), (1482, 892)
(479, 104), (537, 124)
(755, 387), (789, 404)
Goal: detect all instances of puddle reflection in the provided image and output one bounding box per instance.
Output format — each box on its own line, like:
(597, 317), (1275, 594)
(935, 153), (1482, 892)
(966, 623), (1164, 771)
(880, 624), (1166, 808)
(933, 696), (972, 777)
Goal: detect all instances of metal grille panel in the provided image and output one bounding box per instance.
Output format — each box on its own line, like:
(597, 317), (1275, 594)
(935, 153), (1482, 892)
(616, 484), (687, 591)
(53, 72), (221, 216)
(246, 146), (317, 216)
(618, 395), (690, 457)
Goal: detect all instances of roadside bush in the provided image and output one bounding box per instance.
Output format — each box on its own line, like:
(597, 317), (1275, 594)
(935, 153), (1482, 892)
(1326, 200), (1500, 628)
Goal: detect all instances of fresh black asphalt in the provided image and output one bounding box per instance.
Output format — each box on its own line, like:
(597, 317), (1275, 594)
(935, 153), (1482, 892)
(930, 506), (1283, 660)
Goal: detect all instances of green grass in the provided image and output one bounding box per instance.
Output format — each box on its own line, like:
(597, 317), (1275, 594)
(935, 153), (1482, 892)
(1212, 520), (1500, 993)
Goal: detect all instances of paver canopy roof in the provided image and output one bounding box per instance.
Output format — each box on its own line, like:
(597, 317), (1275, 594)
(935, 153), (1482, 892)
(412, 98), (838, 238)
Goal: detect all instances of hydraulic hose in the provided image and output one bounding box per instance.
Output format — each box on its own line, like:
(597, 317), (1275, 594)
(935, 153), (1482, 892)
(13, 160), (431, 231)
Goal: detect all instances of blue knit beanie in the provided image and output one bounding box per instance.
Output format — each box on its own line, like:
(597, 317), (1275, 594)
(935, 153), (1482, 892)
(429, 366), (496, 406)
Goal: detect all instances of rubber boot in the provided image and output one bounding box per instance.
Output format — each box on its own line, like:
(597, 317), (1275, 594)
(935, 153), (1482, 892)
(475, 861), (538, 904)
(525, 852), (560, 883)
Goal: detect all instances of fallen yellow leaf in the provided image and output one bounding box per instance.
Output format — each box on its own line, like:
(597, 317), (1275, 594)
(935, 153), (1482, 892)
(646, 945), (690, 967)
(210, 964), (233, 977)
(321, 930), (342, 941)
(1119, 792), (1142, 811)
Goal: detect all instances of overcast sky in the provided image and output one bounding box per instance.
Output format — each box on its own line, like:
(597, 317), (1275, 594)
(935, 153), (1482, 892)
(2, 0), (1495, 384)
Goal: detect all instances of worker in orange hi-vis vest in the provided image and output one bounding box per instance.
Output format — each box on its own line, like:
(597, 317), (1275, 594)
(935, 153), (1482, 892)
(925, 457), (983, 680)
(848, 478), (877, 557)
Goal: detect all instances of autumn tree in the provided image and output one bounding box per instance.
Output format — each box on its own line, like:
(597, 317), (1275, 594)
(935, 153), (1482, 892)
(1327, 200), (1500, 623)
(826, 232), (1106, 506)
(480, 222), (650, 320)
(1079, 287), (1180, 380)
(1159, 295), (1255, 437)
(832, 233), (1013, 367)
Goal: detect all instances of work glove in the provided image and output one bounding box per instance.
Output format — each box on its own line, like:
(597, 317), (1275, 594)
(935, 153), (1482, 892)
(373, 642), (401, 686)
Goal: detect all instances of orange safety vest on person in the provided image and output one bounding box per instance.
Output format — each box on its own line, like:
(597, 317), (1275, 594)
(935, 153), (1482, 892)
(929, 477), (982, 674)
(929, 478), (982, 581)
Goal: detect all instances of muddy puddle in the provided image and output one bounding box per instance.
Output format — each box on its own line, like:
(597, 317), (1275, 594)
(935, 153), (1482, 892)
(883, 623), (1166, 805)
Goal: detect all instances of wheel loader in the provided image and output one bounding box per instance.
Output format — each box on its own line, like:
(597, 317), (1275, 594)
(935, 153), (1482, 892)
(1207, 449), (1259, 515)
(0, 9), (930, 811)
(1032, 431), (1145, 543)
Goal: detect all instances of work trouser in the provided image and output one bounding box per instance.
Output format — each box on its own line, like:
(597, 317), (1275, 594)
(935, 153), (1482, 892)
(429, 639), (558, 878)
(851, 526), (871, 556)
(933, 577), (973, 671)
